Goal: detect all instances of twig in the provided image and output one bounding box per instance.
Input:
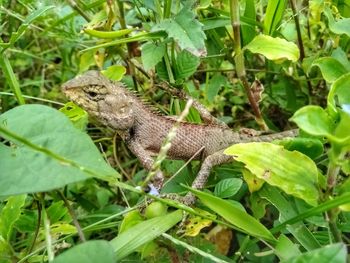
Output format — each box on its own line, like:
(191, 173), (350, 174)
(58, 191), (86, 242)
(229, 0), (268, 130)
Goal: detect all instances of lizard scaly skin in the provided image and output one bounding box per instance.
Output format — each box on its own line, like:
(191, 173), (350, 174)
(62, 71), (298, 204)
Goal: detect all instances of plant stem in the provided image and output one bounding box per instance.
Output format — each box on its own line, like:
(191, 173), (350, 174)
(324, 150), (345, 242)
(289, 0), (305, 60)
(116, 0), (137, 87)
(66, 0), (91, 22)
(58, 191), (86, 242)
(229, 0), (267, 130)
(163, 0), (172, 19)
(42, 202), (54, 262)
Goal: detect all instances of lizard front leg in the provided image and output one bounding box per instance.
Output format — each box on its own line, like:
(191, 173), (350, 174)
(125, 138), (165, 190)
(184, 151), (233, 205)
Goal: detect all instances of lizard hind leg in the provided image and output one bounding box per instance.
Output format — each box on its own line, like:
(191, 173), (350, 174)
(183, 151), (233, 205)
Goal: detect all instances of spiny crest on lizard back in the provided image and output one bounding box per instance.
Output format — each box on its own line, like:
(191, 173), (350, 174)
(62, 70), (136, 130)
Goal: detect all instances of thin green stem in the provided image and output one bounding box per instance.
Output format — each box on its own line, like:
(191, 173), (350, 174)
(229, 0), (267, 130)
(18, 207), (137, 263)
(0, 92), (65, 106)
(163, 49), (175, 84)
(66, 0), (91, 22)
(163, 0), (172, 19)
(116, 0), (137, 87)
(324, 151), (343, 242)
(270, 192), (350, 234)
(58, 191), (86, 242)
(289, 0), (305, 60)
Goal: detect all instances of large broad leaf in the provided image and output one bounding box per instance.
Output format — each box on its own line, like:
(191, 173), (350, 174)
(311, 57), (348, 83)
(151, 6), (207, 57)
(52, 240), (115, 263)
(224, 142), (319, 206)
(283, 243), (346, 263)
(110, 210), (182, 260)
(187, 188), (276, 242)
(291, 105), (335, 137)
(244, 35), (299, 62)
(0, 105), (119, 196)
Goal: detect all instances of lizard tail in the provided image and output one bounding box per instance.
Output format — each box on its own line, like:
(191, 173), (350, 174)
(242, 129), (299, 142)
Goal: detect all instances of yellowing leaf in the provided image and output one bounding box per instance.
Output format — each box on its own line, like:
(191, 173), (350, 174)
(224, 142), (319, 206)
(184, 208), (214, 237)
(242, 169), (265, 193)
(244, 35), (299, 62)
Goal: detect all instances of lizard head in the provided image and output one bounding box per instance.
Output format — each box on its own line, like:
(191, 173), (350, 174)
(62, 70), (134, 130)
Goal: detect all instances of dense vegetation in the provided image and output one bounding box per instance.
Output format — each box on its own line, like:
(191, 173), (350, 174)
(1, 0), (350, 262)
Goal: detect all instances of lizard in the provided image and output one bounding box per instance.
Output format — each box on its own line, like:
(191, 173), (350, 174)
(62, 70), (298, 204)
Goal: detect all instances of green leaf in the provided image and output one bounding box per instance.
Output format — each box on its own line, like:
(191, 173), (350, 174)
(119, 210), (144, 234)
(291, 106), (335, 137)
(0, 195), (26, 240)
(188, 188), (276, 242)
(175, 50), (200, 80)
(244, 35), (300, 62)
(324, 6), (350, 37)
(283, 243), (346, 263)
(275, 235), (301, 261)
(327, 72), (350, 117)
(0, 53), (25, 105)
(59, 102), (88, 131)
(47, 201), (70, 224)
(52, 240), (115, 263)
(101, 65), (126, 81)
(110, 210), (182, 260)
(260, 186), (321, 251)
(278, 138), (324, 160)
(0, 6), (55, 50)
(214, 178), (243, 198)
(0, 105), (119, 196)
(224, 142), (319, 206)
(79, 50), (96, 73)
(241, 0), (257, 45)
(264, 0), (286, 35)
(141, 42), (166, 71)
(332, 47), (350, 71)
(333, 110), (350, 145)
(311, 57), (347, 83)
(206, 74), (226, 103)
(201, 18), (231, 30)
(151, 7), (207, 56)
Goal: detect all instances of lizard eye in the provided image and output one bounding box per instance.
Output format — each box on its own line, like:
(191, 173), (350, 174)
(88, 91), (98, 98)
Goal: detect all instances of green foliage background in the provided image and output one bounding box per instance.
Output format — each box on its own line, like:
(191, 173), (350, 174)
(1, 0), (350, 262)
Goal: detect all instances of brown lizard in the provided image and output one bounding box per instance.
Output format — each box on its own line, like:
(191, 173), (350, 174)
(62, 70), (298, 204)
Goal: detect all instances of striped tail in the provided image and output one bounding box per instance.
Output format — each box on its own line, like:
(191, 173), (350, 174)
(241, 129), (299, 143)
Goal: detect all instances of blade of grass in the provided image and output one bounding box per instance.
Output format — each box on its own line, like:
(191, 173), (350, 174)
(0, 53), (25, 105)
